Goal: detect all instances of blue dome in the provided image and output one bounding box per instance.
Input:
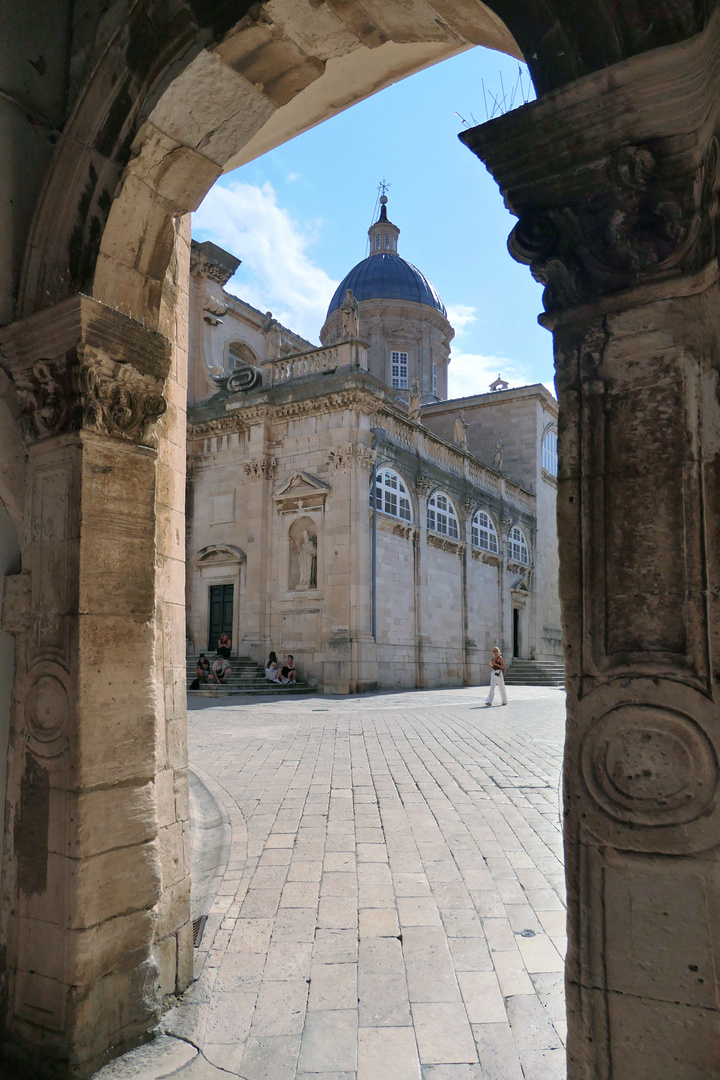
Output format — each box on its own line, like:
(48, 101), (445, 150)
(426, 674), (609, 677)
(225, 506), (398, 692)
(327, 253), (447, 319)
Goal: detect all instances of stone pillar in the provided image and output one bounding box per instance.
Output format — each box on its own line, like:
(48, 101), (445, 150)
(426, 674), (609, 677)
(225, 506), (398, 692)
(0, 295), (191, 1077)
(462, 16), (720, 1079)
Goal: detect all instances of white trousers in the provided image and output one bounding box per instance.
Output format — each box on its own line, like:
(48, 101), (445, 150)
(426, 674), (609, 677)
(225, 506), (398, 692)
(485, 670), (508, 705)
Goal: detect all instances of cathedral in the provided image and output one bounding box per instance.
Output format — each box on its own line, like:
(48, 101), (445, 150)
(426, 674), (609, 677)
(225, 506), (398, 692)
(186, 197), (560, 693)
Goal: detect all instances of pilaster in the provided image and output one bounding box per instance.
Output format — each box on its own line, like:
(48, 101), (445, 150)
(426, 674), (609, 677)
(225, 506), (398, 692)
(0, 295), (190, 1076)
(462, 14), (720, 1079)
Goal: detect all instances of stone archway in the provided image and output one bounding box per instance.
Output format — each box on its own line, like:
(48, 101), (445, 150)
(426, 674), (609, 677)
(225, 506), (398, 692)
(3, 1), (720, 1077)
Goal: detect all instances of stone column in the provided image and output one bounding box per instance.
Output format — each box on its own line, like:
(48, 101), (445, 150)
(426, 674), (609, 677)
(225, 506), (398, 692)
(0, 296), (190, 1077)
(462, 16), (720, 1079)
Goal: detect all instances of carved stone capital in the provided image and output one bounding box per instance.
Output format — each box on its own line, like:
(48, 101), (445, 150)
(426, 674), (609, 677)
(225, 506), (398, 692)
(504, 139), (720, 311)
(415, 474), (432, 496)
(243, 456), (277, 479)
(0, 296), (171, 447)
(461, 19), (720, 313)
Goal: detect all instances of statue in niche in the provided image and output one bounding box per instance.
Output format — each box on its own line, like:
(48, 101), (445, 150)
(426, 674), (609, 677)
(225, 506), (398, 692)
(408, 382), (422, 423)
(297, 530), (317, 589)
(339, 289), (359, 339)
(262, 311), (282, 359)
(494, 437), (505, 471)
(454, 414), (469, 452)
(289, 518), (318, 590)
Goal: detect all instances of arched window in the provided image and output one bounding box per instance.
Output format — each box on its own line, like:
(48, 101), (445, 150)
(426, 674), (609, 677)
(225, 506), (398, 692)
(542, 429), (558, 476)
(508, 525), (530, 564)
(375, 232), (381, 250)
(370, 469), (412, 522)
(471, 510), (499, 553)
(385, 232), (390, 249)
(427, 491), (459, 539)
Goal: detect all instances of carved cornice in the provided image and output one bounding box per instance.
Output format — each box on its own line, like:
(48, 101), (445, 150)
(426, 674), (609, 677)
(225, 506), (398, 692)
(190, 255), (236, 287)
(541, 468), (558, 488)
(189, 416), (243, 438)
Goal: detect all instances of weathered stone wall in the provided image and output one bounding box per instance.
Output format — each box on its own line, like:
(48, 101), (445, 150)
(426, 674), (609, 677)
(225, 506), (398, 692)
(0, 505), (21, 897)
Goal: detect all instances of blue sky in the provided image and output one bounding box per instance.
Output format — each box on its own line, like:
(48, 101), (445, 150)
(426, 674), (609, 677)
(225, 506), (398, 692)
(193, 46), (554, 398)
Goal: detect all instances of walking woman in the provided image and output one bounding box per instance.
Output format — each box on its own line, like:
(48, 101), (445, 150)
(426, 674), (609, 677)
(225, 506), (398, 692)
(485, 647), (508, 706)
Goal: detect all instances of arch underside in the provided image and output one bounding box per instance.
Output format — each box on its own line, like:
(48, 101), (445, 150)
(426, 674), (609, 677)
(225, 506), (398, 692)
(14, 0), (717, 330)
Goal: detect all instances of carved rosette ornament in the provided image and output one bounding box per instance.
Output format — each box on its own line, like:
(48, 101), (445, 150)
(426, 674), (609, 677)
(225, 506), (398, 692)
(15, 347), (167, 447)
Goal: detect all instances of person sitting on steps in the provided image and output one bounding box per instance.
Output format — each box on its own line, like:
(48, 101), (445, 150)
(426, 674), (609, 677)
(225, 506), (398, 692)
(264, 651), (287, 683)
(281, 655), (297, 682)
(196, 654), (211, 683)
(211, 655), (231, 683)
(217, 632), (232, 659)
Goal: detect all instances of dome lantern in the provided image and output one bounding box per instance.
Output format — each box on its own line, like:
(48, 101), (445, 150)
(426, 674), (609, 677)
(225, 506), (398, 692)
(368, 195), (400, 255)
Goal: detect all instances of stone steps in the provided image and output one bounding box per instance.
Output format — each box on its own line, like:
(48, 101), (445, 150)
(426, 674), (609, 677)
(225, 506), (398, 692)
(186, 655), (317, 696)
(504, 660), (565, 687)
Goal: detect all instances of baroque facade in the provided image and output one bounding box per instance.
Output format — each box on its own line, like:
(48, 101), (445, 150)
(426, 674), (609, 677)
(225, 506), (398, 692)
(2, 0), (720, 1075)
(186, 204), (561, 694)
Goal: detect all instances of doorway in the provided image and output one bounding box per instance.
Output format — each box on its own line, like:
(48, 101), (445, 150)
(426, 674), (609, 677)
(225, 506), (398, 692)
(513, 607), (520, 658)
(208, 584), (234, 652)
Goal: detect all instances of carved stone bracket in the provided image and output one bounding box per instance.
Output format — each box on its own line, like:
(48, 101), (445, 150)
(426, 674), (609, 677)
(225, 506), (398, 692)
(0, 295), (171, 448)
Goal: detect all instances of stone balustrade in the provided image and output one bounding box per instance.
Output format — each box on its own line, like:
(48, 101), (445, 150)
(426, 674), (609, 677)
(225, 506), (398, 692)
(262, 339), (368, 387)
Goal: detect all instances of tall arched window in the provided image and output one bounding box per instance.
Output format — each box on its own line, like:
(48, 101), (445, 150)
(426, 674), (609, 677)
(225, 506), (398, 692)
(370, 469), (412, 522)
(508, 525), (530, 564)
(427, 491), (459, 539)
(542, 429), (558, 476)
(471, 510), (499, 553)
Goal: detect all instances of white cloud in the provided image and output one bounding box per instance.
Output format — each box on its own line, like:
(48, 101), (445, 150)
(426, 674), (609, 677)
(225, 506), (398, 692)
(446, 304), (477, 336)
(447, 350), (533, 400)
(192, 180), (337, 342)
(286, 172), (300, 183)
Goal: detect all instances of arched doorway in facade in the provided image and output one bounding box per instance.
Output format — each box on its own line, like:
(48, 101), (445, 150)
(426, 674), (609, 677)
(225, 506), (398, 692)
(2, 2), (720, 1076)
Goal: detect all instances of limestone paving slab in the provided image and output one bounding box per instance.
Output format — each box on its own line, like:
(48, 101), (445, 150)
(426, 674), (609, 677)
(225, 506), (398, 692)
(151, 687), (567, 1079)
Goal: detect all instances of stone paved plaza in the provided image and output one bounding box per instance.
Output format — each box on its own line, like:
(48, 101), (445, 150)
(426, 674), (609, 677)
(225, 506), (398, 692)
(163, 686), (567, 1080)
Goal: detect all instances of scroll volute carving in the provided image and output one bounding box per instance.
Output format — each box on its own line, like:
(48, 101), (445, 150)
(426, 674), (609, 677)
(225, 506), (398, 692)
(506, 139), (720, 311)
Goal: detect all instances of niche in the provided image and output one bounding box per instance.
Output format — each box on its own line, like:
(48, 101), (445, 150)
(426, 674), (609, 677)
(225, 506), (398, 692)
(289, 516), (318, 591)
